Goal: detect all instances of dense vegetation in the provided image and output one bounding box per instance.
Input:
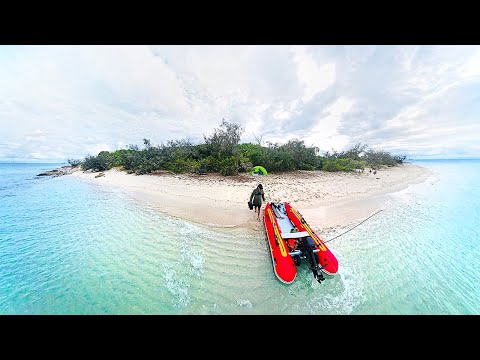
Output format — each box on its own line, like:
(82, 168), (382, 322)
(75, 120), (406, 175)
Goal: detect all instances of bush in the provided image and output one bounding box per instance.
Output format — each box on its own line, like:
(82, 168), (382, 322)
(82, 151), (114, 172)
(219, 156), (238, 176)
(165, 159), (201, 173)
(394, 155), (406, 164)
(239, 160), (253, 173)
(238, 143), (266, 167)
(68, 158), (82, 167)
(111, 149), (129, 167)
(78, 123), (407, 176)
(322, 158), (362, 172)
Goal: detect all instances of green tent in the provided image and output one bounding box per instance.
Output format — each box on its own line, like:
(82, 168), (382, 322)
(250, 165), (268, 176)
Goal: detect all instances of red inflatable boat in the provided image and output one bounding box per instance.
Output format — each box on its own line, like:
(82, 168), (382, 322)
(263, 202), (339, 284)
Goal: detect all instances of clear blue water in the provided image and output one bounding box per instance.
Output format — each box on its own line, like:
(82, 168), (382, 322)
(0, 160), (479, 314)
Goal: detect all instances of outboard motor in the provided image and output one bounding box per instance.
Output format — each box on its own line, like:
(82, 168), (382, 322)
(292, 255), (302, 266)
(299, 236), (325, 283)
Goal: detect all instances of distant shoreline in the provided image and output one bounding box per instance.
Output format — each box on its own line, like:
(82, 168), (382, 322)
(60, 162), (432, 232)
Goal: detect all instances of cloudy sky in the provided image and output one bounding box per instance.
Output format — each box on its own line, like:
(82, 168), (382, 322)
(1, 45), (480, 162)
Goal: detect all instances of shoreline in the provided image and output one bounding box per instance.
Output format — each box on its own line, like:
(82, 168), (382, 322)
(67, 162), (432, 232)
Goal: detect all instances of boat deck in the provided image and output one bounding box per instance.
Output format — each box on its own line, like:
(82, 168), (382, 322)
(271, 203), (310, 239)
(276, 213), (295, 234)
(272, 204), (295, 234)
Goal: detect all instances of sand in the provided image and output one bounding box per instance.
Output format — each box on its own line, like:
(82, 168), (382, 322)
(70, 163), (431, 231)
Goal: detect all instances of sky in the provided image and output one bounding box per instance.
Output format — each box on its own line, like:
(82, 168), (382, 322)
(1, 45), (480, 162)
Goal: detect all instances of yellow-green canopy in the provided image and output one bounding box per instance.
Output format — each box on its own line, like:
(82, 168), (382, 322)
(250, 165), (268, 176)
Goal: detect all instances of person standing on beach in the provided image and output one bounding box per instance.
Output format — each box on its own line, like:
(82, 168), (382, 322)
(250, 184), (265, 221)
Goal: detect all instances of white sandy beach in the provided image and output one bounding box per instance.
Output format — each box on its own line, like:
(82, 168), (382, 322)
(70, 163), (431, 231)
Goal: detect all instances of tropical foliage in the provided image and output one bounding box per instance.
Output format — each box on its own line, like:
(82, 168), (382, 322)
(80, 120), (407, 175)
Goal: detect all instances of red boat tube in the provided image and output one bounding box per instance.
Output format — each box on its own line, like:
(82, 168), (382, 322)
(263, 203), (297, 284)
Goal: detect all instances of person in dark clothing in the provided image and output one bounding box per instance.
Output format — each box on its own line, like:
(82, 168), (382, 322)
(250, 184), (265, 221)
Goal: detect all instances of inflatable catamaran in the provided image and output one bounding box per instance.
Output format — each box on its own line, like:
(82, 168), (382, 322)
(264, 202), (339, 284)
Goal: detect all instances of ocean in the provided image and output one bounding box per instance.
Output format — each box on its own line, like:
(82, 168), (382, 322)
(0, 160), (479, 314)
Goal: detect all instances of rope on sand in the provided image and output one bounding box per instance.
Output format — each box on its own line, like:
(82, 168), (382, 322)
(324, 209), (383, 243)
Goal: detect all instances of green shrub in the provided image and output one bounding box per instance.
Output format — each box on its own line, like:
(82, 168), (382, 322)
(79, 124), (406, 176)
(165, 159), (201, 173)
(82, 151), (114, 171)
(219, 156), (238, 176)
(68, 158), (82, 167)
(322, 158), (360, 172)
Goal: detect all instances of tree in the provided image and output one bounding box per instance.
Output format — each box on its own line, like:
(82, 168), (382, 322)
(143, 138), (151, 149)
(82, 151), (113, 171)
(253, 132), (264, 146)
(204, 119), (244, 175)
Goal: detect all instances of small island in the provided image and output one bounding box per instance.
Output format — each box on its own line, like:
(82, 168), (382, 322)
(45, 120), (430, 229)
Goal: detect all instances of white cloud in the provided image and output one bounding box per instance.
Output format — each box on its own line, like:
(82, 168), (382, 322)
(304, 97), (355, 151)
(462, 49), (480, 78)
(86, 143), (111, 156)
(1, 45), (480, 161)
(291, 45), (336, 102)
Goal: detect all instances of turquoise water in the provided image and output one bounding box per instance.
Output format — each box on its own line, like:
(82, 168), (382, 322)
(0, 160), (479, 314)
